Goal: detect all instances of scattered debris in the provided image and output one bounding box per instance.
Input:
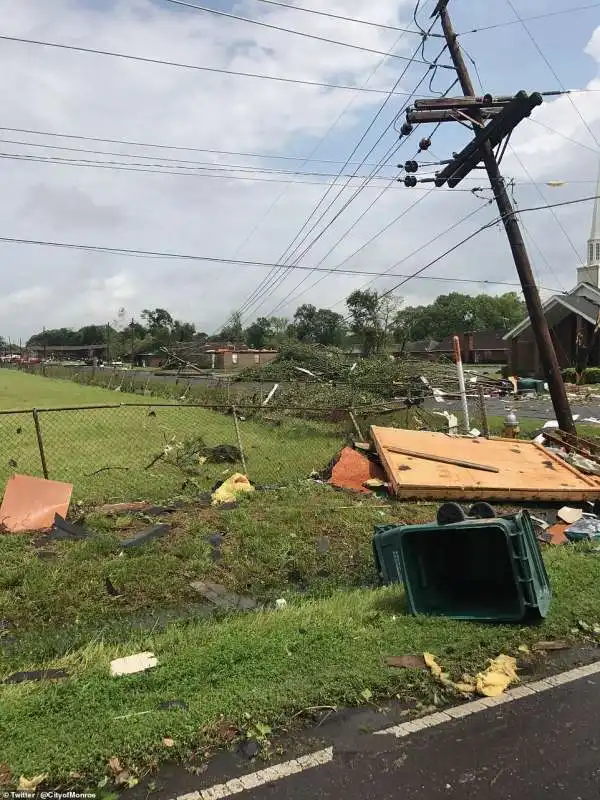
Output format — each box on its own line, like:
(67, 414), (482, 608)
(205, 533), (225, 562)
(239, 739), (260, 759)
(262, 383), (279, 406)
(316, 535), (330, 553)
(158, 699), (188, 711)
(424, 653), (518, 697)
(105, 577), (123, 597)
(4, 669), (68, 684)
(48, 514), (91, 541)
(162, 738), (175, 748)
(557, 506), (583, 525)
(275, 598), (288, 610)
(566, 515), (600, 541)
(18, 774), (48, 791)
(371, 427), (600, 502)
(531, 640), (570, 652)
(121, 523), (171, 548)
(190, 580), (257, 611)
(385, 655), (427, 670)
(0, 763), (12, 787)
(0, 474), (72, 533)
(212, 473), (254, 505)
(110, 651), (158, 677)
(546, 522), (569, 546)
(363, 478), (388, 489)
(328, 447), (387, 495)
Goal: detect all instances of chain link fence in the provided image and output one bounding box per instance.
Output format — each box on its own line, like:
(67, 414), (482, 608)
(0, 382), (492, 504)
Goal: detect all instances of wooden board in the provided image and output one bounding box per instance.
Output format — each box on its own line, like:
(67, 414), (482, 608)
(371, 426), (600, 502)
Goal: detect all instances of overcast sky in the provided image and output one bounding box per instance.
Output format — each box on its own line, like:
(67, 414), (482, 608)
(0, 0), (599, 340)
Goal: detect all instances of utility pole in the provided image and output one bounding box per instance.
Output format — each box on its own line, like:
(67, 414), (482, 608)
(130, 318), (135, 366)
(412, 1), (575, 433)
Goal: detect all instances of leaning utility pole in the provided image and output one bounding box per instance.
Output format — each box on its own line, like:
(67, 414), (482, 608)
(410, 1), (575, 433)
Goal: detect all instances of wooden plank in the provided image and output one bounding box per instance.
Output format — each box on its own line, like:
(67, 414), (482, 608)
(385, 445), (499, 473)
(371, 426), (600, 502)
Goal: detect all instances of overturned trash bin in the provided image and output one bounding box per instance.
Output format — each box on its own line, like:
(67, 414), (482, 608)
(373, 508), (551, 622)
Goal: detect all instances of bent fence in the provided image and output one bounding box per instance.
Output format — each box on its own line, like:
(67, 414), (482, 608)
(0, 392), (490, 504)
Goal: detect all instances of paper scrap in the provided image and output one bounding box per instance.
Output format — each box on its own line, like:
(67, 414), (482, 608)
(110, 651), (158, 677)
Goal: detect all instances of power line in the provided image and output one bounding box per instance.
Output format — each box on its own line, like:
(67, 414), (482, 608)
(0, 233), (562, 291)
(221, 24), (414, 322)
(0, 140), (407, 180)
(0, 125), (431, 167)
(375, 194), (600, 302)
(0, 150), (406, 186)
(234, 29), (442, 321)
(505, 0), (600, 150)
(0, 33), (429, 96)
(527, 118), (600, 156)
(163, 0), (439, 64)
(246, 41), (452, 315)
(460, 2), (600, 35)
(250, 0), (428, 36)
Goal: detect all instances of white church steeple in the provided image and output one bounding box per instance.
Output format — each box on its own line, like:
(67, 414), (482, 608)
(578, 160), (600, 287)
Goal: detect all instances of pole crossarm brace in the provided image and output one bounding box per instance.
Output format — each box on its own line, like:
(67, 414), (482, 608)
(430, 91), (542, 187)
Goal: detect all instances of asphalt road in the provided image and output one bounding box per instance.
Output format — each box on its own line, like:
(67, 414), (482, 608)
(240, 673), (600, 800)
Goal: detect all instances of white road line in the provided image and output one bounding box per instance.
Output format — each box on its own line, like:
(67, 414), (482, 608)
(374, 659), (600, 738)
(176, 747), (333, 800)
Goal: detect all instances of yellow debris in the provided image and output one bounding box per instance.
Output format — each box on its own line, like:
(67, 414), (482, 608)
(18, 775), (48, 791)
(211, 473), (255, 505)
(423, 653), (518, 698)
(475, 654), (518, 697)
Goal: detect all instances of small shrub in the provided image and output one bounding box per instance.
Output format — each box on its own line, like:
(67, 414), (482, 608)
(583, 367), (600, 385)
(562, 368), (577, 384)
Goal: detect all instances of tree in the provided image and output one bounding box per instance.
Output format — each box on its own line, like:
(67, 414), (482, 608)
(78, 325), (107, 345)
(172, 321), (196, 342)
(245, 317), (273, 348)
(293, 304), (346, 346)
(219, 310), (243, 342)
(346, 290), (401, 355)
(393, 292), (526, 343)
(141, 308), (174, 332)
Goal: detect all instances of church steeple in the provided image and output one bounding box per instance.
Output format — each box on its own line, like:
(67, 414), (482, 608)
(588, 161), (600, 266)
(577, 160), (600, 287)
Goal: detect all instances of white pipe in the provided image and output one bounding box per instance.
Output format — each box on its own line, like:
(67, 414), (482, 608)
(453, 335), (470, 432)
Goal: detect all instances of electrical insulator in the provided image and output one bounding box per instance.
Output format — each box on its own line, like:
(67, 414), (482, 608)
(404, 160), (419, 173)
(419, 137), (431, 150)
(400, 122), (413, 136)
(403, 175), (417, 188)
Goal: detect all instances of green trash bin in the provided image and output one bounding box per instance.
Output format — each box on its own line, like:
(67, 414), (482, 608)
(372, 510), (551, 622)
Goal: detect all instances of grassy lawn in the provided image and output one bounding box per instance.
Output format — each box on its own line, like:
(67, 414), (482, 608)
(0, 370), (342, 503)
(1, 484), (600, 787)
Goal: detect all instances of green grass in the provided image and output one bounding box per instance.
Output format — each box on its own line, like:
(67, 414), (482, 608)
(1, 484), (600, 786)
(0, 371), (343, 503)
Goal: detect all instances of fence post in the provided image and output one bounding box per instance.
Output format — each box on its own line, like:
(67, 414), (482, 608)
(348, 409), (364, 440)
(477, 385), (490, 438)
(32, 409), (49, 478)
(232, 405), (247, 474)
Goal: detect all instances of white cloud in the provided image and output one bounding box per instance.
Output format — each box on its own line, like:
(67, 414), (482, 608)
(0, 0), (598, 341)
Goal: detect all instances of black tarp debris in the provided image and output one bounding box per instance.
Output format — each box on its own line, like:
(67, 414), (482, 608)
(121, 523), (171, 549)
(48, 514), (91, 541)
(4, 669), (68, 684)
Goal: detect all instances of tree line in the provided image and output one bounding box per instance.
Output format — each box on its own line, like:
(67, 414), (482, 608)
(23, 291), (526, 357)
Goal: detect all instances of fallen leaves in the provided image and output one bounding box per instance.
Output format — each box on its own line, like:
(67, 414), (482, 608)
(385, 655), (427, 670)
(0, 764), (12, 788)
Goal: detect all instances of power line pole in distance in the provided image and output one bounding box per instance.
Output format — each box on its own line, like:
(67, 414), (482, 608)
(404, 0), (575, 434)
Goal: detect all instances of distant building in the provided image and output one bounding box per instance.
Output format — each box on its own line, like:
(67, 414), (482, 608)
(27, 343), (107, 362)
(505, 162), (600, 376)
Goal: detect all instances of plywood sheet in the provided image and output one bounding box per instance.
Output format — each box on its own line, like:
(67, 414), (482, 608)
(0, 474), (73, 533)
(371, 427), (600, 502)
